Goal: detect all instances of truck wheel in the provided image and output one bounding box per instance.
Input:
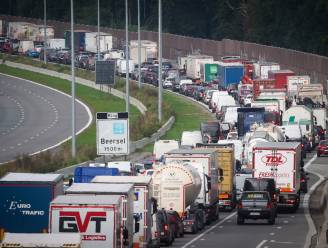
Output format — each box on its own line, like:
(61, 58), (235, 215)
(237, 215), (244, 225)
(192, 225), (198, 234)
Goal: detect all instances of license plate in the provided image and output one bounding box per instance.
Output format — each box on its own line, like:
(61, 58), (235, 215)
(250, 212), (260, 216)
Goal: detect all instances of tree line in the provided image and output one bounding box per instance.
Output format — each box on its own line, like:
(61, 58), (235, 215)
(1, 0), (327, 56)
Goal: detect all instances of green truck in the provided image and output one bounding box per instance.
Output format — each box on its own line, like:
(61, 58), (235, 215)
(200, 62), (219, 82)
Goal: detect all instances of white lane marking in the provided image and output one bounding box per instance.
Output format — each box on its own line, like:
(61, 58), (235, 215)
(200, 238), (205, 241)
(283, 220), (289, 224)
(303, 154), (323, 248)
(218, 226), (223, 229)
(270, 240), (294, 244)
(181, 212), (236, 248)
(256, 240), (267, 248)
(0, 73), (93, 165)
(277, 226), (282, 229)
(269, 232), (275, 236)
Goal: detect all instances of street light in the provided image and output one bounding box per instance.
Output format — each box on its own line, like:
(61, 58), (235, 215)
(125, 0), (130, 114)
(137, 0), (141, 88)
(97, 0), (100, 61)
(43, 0), (47, 64)
(158, 0), (162, 122)
(70, 0), (76, 158)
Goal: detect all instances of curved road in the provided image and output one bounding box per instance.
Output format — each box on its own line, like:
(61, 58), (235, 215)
(0, 73), (91, 163)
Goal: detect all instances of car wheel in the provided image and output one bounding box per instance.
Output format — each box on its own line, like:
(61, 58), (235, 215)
(179, 230), (184, 238)
(237, 215), (244, 225)
(317, 153), (320, 157)
(268, 216), (275, 225)
(191, 225), (198, 234)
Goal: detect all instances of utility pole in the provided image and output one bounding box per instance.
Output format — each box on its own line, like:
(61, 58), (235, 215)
(125, 0), (130, 114)
(43, 0), (47, 64)
(97, 0), (100, 61)
(137, 0), (141, 88)
(70, 0), (76, 158)
(158, 0), (162, 122)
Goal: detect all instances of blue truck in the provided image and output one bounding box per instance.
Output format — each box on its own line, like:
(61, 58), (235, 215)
(237, 107), (265, 137)
(217, 62), (244, 87)
(74, 166), (119, 183)
(64, 30), (87, 51)
(0, 173), (64, 240)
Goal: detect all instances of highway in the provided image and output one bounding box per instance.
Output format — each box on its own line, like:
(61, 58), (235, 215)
(169, 151), (325, 248)
(0, 73), (91, 163)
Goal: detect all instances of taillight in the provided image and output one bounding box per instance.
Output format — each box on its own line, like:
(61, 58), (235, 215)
(301, 144), (304, 148)
(238, 202), (243, 209)
(301, 178), (305, 183)
(164, 224), (168, 231)
(155, 231), (158, 238)
(266, 202), (272, 209)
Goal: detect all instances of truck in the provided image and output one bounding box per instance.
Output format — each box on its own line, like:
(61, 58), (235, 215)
(195, 143), (236, 210)
(0, 20), (7, 36)
(117, 59), (134, 77)
(164, 148), (219, 222)
(253, 61), (280, 79)
(297, 84), (324, 104)
(129, 45), (147, 64)
(251, 99), (280, 113)
(50, 195), (130, 248)
(237, 107), (265, 137)
(35, 25), (55, 42)
(46, 38), (66, 49)
(268, 69), (295, 89)
(252, 142), (302, 211)
(217, 62), (244, 87)
(287, 75), (310, 98)
(313, 108), (327, 130)
(65, 30), (88, 51)
(282, 105), (314, 148)
(186, 54), (214, 80)
(252, 79), (278, 99)
(18, 40), (34, 54)
(0, 173), (64, 240)
(91, 176), (153, 248)
(130, 40), (157, 60)
(1, 233), (82, 248)
(65, 183), (135, 248)
(7, 22), (39, 40)
(74, 166), (119, 183)
(85, 32), (113, 53)
(178, 56), (188, 71)
(153, 140), (180, 162)
(199, 62), (219, 83)
(257, 91), (287, 112)
(152, 162), (203, 233)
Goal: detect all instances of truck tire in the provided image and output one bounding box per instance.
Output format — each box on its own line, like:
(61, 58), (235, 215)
(268, 216), (275, 225)
(237, 215), (244, 225)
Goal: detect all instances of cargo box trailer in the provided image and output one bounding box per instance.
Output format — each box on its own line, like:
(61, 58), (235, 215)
(7, 22), (39, 40)
(85, 32), (113, 53)
(268, 70), (295, 89)
(130, 40), (157, 60)
(237, 107), (265, 137)
(0, 173), (64, 240)
(253, 62), (280, 79)
(186, 54), (214, 80)
(252, 142), (302, 210)
(91, 176), (153, 248)
(50, 195), (127, 248)
(65, 30), (87, 51)
(217, 62), (244, 87)
(46, 38), (65, 49)
(129, 45), (147, 64)
(65, 183), (134, 248)
(287, 75), (310, 98)
(73, 166), (119, 183)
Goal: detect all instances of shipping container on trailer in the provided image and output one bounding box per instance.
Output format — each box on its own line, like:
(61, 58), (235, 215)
(50, 195), (122, 248)
(186, 54), (214, 80)
(1, 233), (81, 248)
(91, 176), (153, 248)
(253, 62), (280, 79)
(130, 40), (157, 60)
(65, 183), (134, 248)
(252, 142), (302, 210)
(74, 166), (119, 183)
(237, 107), (265, 137)
(65, 30), (88, 51)
(0, 173), (64, 241)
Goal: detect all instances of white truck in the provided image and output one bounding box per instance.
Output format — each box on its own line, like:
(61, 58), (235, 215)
(47, 38), (66, 50)
(65, 183), (135, 248)
(85, 32), (113, 53)
(130, 40), (157, 60)
(181, 131), (202, 148)
(253, 61), (280, 79)
(251, 99), (280, 113)
(117, 59), (134, 77)
(129, 45), (147, 64)
(164, 148), (219, 221)
(287, 75), (310, 98)
(252, 142), (302, 210)
(282, 105), (314, 147)
(186, 54), (214, 80)
(18, 40), (34, 53)
(1, 233), (81, 248)
(153, 140), (180, 162)
(297, 84), (324, 104)
(313, 108), (327, 130)
(152, 162), (203, 233)
(91, 176), (153, 248)
(257, 91), (286, 112)
(50, 194), (129, 248)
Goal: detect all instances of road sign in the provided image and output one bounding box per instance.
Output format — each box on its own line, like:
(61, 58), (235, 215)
(96, 112), (129, 155)
(95, 60), (116, 85)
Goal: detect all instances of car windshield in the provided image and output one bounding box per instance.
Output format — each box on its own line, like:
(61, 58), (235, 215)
(202, 124), (219, 136)
(242, 192), (268, 200)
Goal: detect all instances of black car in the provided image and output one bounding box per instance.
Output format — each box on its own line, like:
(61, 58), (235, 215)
(300, 168), (309, 193)
(237, 191), (276, 225)
(156, 209), (175, 246)
(200, 121), (221, 143)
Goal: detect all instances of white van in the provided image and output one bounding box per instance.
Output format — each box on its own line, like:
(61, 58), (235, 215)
(279, 124), (302, 141)
(181, 131), (202, 148)
(210, 91), (229, 111)
(18, 40), (34, 53)
(107, 161), (133, 175)
(216, 95), (236, 113)
(153, 140), (180, 161)
(224, 106), (239, 125)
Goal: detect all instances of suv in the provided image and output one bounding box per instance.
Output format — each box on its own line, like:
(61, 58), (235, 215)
(237, 191), (276, 225)
(156, 209), (174, 246)
(243, 178), (279, 212)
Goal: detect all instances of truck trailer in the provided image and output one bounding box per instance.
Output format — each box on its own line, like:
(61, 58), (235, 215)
(252, 142), (302, 211)
(0, 173), (64, 241)
(237, 107), (265, 137)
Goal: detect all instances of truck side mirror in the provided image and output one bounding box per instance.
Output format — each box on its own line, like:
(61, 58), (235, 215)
(123, 227), (129, 245)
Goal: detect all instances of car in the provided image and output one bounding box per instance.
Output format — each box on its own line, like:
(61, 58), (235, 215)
(200, 121), (221, 143)
(300, 168), (309, 193)
(156, 209), (175, 246)
(163, 77), (175, 89)
(243, 94), (253, 106)
(317, 139), (328, 157)
(167, 210), (184, 238)
(237, 191), (276, 225)
(227, 131), (238, 140)
(26, 48), (40, 58)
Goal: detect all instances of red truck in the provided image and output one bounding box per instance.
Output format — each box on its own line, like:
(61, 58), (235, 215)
(268, 70), (295, 89)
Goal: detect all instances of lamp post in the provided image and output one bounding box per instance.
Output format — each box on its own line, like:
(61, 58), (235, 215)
(70, 0), (76, 158)
(43, 0), (47, 64)
(125, 0), (130, 113)
(158, 0), (162, 122)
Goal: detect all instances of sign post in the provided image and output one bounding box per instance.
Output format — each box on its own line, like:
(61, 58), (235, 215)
(96, 112), (129, 156)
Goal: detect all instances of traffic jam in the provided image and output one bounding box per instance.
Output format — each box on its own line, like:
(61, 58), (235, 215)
(0, 20), (327, 248)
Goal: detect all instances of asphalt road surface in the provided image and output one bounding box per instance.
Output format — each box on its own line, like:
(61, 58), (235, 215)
(0, 73), (91, 163)
(169, 151), (325, 248)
